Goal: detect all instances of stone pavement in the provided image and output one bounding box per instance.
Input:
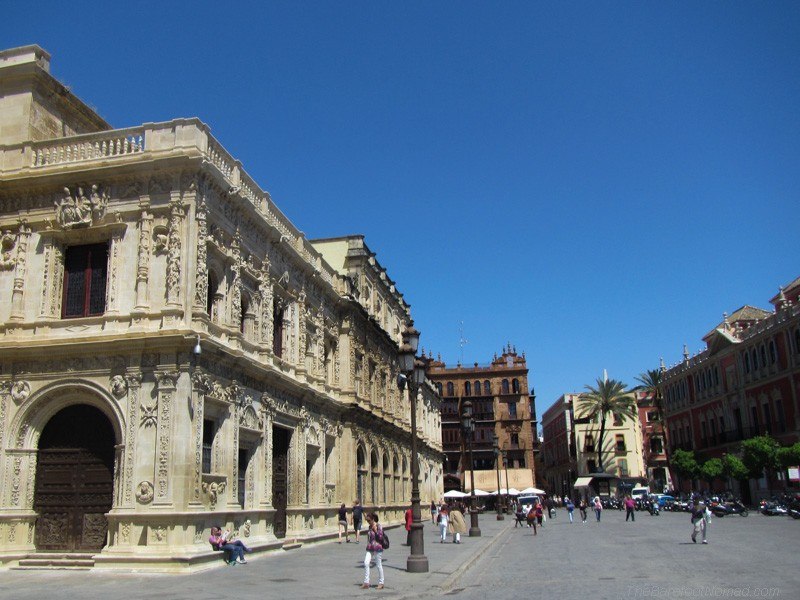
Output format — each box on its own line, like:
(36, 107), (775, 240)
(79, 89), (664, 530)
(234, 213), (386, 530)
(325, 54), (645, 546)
(453, 507), (800, 600)
(0, 512), (513, 600)
(5, 508), (798, 600)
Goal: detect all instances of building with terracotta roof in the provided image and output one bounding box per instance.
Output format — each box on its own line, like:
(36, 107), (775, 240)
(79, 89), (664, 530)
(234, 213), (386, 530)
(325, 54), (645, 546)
(662, 276), (800, 500)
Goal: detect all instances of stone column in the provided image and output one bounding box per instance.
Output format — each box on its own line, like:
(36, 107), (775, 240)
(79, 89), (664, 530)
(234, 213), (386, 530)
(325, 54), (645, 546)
(9, 222), (31, 321)
(230, 236), (242, 329)
(165, 197), (184, 307)
(229, 386), (241, 509)
(260, 401), (274, 507)
(105, 226), (125, 315)
(258, 260), (274, 352)
(193, 194), (209, 313)
(134, 211), (153, 311)
(154, 371), (177, 505)
(0, 383), (8, 461)
(122, 372), (142, 508)
(189, 372), (207, 506)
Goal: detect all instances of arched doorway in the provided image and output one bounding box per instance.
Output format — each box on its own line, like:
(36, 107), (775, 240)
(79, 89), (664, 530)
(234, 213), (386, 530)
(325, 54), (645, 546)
(33, 404), (115, 552)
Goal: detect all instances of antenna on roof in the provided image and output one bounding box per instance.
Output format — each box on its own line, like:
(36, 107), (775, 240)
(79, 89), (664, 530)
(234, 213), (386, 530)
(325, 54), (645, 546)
(459, 320), (468, 366)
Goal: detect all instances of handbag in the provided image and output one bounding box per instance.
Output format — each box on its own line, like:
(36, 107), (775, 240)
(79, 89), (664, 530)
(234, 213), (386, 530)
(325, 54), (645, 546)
(379, 528), (390, 549)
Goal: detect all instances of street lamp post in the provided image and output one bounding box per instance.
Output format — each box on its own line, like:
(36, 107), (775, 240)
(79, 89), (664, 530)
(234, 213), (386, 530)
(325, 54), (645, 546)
(502, 451), (511, 514)
(460, 399), (481, 537)
(492, 434), (504, 520)
(396, 322), (429, 573)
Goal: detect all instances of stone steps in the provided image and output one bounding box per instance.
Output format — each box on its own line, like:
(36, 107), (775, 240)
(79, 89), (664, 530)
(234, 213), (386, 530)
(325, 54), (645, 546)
(13, 553), (95, 570)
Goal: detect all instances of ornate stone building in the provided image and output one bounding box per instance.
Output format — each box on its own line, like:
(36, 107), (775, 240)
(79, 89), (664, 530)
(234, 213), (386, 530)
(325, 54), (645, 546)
(0, 46), (442, 570)
(425, 346), (538, 492)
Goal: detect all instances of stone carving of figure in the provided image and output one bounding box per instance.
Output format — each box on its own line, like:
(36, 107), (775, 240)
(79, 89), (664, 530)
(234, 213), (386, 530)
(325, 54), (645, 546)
(0, 230), (15, 269)
(56, 186), (94, 228)
(89, 184), (108, 222)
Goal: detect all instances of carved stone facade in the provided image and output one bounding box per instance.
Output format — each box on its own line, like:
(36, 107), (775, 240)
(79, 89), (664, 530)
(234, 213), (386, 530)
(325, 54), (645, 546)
(0, 45), (443, 571)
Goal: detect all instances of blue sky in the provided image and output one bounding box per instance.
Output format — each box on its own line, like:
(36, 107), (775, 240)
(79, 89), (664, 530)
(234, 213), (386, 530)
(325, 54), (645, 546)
(7, 1), (799, 414)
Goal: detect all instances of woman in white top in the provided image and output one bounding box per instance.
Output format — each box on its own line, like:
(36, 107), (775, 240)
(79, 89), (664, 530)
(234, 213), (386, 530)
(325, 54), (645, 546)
(438, 506), (450, 542)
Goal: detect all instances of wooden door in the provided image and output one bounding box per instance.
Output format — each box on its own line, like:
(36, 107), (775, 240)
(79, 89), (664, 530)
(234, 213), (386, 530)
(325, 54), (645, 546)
(34, 448), (113, 551)
(272, 426), (291, 539)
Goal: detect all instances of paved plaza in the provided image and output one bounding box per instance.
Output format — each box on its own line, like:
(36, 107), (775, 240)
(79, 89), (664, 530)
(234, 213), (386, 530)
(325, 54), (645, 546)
(0, 509), (797, 599)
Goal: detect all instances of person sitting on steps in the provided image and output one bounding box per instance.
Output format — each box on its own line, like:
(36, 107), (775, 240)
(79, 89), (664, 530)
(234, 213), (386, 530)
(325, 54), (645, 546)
(209, 526), (251, 565)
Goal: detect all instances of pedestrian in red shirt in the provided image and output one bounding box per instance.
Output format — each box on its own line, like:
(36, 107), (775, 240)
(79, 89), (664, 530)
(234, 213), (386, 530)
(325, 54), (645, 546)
(404, 506), (413, 546)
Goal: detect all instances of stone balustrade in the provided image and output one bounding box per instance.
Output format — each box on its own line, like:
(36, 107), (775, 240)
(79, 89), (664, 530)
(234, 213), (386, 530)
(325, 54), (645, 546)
(0, 118), (340, 288)
(31, 127), (145, 167)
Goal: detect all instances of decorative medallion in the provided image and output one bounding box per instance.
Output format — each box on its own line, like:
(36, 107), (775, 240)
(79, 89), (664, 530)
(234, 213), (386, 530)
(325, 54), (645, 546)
(10, 380), (30, 405)
(135, 481), (154, 504)
(109, 375), (128, 399)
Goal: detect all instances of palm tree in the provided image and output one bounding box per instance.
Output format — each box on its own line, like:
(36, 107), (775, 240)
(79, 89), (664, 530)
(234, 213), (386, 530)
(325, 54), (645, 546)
(577, 377), (637, 472)
(635, 368), (672, 482)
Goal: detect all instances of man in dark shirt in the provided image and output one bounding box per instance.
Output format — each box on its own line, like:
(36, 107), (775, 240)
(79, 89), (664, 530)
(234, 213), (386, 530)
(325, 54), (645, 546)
(353, 499), (364, 543)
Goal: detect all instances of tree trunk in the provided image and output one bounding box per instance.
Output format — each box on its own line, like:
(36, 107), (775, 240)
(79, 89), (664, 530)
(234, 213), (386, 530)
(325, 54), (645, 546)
(597, 414), (606, 472)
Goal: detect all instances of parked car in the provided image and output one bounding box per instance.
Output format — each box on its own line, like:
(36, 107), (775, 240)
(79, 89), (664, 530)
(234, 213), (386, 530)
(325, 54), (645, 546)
(654, 494), (675, 508)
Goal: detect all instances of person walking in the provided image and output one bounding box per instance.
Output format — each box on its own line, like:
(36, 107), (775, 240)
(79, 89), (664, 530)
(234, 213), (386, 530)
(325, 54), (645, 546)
(566, 498), (575, 523)
(691, 501), (711, 544)
(430, 500), (437, 525)
(625, 495), (636, 522)
(337, 503), (350, 543)
(438, 506), (450, 543)
(534, 501), (544, 528)
(404, 506), (413, 546)
(593, 496), (603, 522)
(527, 505), (537, 535)
(579, 499), (588, 523)
(448, 505), (467, 544)
(353, 499), (364, 544)
(361, 512), (385, 590)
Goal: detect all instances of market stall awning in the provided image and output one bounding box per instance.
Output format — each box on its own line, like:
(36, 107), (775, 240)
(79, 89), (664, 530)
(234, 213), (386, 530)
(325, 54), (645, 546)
(573, 476), (594, 488)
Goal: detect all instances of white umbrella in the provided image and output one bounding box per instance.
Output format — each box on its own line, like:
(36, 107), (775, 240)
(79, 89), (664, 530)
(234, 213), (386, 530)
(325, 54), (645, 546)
(520, 487), (546, 495)
(508, 487), (521, 496)
(443, 490), (467, 498)
(472, 489), (491, 496)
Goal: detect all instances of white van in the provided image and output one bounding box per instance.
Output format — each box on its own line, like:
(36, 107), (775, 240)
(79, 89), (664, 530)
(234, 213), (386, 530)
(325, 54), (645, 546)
(630, 486), (650, 499)
(517, 494), (541, 511)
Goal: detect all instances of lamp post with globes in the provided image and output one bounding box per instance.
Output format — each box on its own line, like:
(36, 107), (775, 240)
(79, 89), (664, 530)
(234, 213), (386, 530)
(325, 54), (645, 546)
(492, 434), (504, 520)
(460, 399), (481, 536)
(396, 322), (429, 573)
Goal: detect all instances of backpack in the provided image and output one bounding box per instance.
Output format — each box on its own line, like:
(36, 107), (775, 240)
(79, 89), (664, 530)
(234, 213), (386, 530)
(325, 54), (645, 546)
(379, 528), (390, 550)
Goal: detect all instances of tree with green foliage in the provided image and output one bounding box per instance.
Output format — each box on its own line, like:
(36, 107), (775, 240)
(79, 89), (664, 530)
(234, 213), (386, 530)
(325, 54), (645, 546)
(776, 442), (800, 470)
(721, 453), (749, 482)
(671, 449), (699, 489)
(576, 377), (637, 472)
(699, 458), (723, 488)
(741, 435), (780, 479)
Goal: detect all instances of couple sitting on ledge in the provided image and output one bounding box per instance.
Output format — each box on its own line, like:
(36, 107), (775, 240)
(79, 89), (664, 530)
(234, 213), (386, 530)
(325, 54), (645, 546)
(209, 526), (253, 565)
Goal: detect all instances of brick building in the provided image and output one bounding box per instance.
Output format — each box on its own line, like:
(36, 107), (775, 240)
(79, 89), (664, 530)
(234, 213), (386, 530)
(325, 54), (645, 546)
(634, 389), (672, 493)
(425, 346), (538, 492)
(662, 276), (800, 500)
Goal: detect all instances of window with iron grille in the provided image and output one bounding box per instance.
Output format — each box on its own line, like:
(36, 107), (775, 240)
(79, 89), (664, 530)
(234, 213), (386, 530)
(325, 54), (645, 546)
(202, 419), (215, 473)
(62, 243), (108, 318)
(238, 448), (249, 508)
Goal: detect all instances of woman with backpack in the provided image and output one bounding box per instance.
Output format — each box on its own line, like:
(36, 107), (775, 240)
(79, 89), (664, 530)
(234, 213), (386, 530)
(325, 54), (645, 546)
(361, 512), (385, 590)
